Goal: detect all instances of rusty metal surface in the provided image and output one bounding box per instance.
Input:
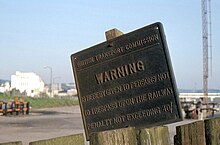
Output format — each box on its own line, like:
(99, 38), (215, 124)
(71, 22), (182, 140)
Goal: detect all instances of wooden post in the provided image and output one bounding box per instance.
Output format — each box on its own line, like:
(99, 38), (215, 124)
(90, 127), (138, 145)
(105, 28), (124, 41)
(205, 117), (220, 145)
(175, 121), (206, 145)
(89, 28), (171, 145)
(138, 126), (170, 145)
(90, 125), (170, 145)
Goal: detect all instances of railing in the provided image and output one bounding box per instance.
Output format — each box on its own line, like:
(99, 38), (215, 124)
(181, 101), (219, 119)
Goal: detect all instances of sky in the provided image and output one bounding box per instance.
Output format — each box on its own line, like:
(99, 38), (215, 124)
(0, 0), (219, 90)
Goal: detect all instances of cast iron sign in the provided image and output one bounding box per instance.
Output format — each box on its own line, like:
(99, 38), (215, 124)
(71, 22), (182, 140)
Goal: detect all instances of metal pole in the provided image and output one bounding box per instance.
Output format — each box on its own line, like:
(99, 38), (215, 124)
(44, 66), (53, 97)
(201, 0), (208, 106)
(53, 76), (61, 96)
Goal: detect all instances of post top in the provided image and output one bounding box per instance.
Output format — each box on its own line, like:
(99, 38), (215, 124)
(105, 28), (124, 40)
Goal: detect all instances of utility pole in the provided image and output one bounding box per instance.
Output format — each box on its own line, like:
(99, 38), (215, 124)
(201, 0), (209, 105)
(44, 66), (53, 97)
(201, 0), (212, 106)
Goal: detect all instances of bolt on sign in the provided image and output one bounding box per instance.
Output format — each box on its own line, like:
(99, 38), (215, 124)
(71, 22), (183, 140)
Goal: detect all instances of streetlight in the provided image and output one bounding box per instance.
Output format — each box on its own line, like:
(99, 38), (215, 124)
(53, 76), (61, 84)
(44, 65), (53, 97)
(53, 76), (61, 96)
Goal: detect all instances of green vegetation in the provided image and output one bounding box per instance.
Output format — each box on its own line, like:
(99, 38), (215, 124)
(0, 94), (79, 109)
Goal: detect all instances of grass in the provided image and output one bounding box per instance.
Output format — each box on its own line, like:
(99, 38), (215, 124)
(0, 94), (79, 109)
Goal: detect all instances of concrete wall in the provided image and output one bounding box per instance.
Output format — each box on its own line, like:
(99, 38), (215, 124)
(29, 134), (84, 145)
(0, 141), (22, 145)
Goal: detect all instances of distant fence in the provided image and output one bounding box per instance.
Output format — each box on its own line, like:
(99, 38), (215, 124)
(181, 101), (219, 119)
(0, 100), (30, 116)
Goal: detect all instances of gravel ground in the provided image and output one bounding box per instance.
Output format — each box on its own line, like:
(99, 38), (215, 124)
(0, 106), (84, 145)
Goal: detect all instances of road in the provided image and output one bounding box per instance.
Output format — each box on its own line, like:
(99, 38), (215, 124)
(0, 106), (84, 145)
(0, 106), (219, 145)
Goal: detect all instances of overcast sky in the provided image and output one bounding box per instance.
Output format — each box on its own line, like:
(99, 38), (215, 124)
(0, 0), (219, 90)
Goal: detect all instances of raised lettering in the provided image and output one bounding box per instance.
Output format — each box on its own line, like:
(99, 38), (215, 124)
(128, 63), (137, 74)
(95, 60), (145, 84)
(95, 73), (103, 84)
(117, 66), (126, 77)
(110, 69), (118, 80)
(104, 72), (111, 82)
(137, 60), (145, 70)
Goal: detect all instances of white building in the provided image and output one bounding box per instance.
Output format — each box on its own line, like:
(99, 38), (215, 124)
(179, 93), (220, 102)
(0, 82), (10, 93)
(11, 71), (45, 97)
